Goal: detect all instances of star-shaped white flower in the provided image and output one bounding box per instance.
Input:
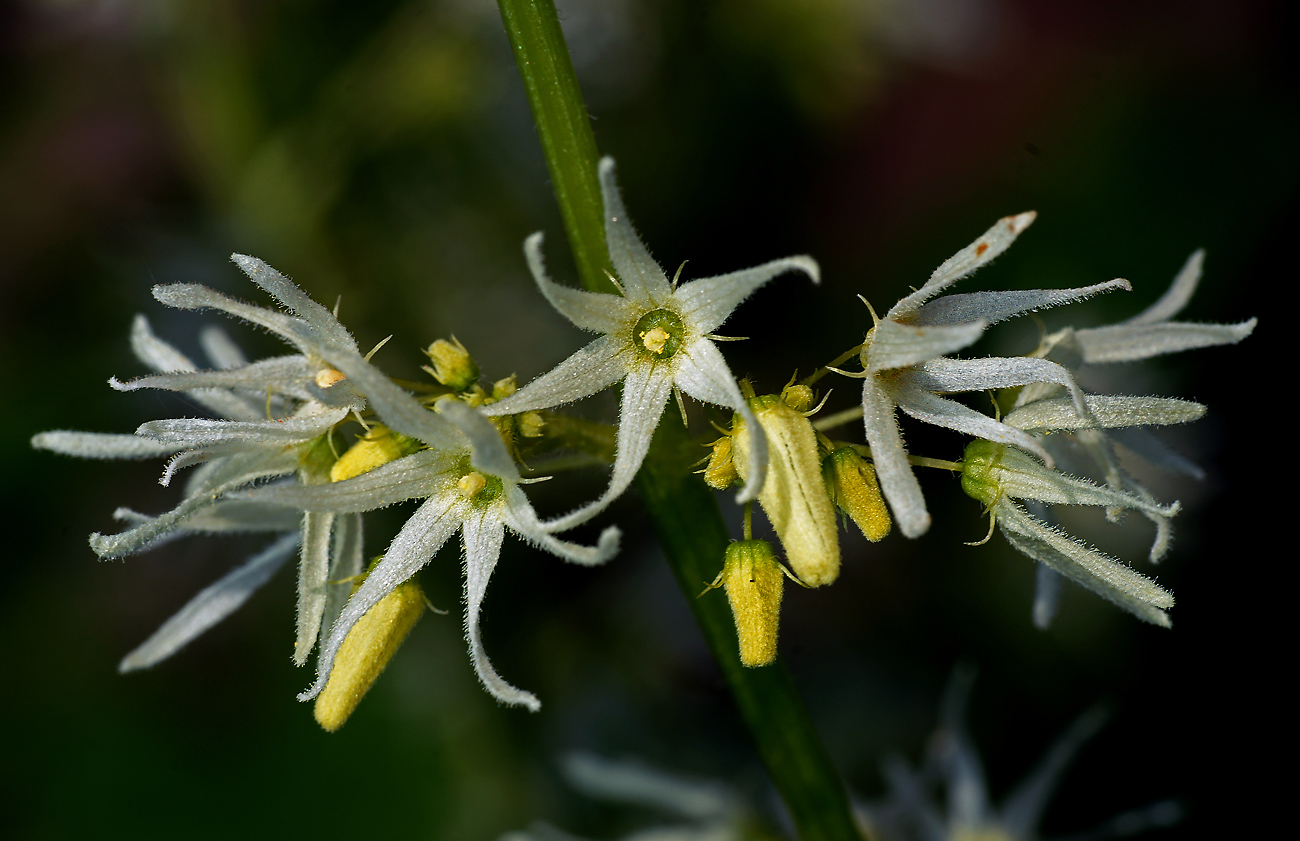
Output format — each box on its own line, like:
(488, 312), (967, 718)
(239, 317), (621, 711)
(31, 257), (372, 669)
(481, 157), (820, 530)
(853, 212), (1130, 538)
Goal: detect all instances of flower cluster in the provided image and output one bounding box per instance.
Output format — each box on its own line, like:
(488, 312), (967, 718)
(33, 153), (1255, 728)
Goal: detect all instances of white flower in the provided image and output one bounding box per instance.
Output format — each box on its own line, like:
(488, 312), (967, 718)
(481, 157), (820, 531)
(961, 439), (1179, 627)
(859, 668), (1182, 841)
(1010, 250), (1256, 626)
(238, 335), (622, 711)
(852, 213), (1131, 538)
(31, 255), (370, 668)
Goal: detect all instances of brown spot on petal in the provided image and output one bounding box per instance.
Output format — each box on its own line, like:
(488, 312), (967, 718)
(976, 242), (989, 257)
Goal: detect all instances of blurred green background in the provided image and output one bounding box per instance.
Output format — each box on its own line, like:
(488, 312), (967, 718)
(1, 0), (1289, 838)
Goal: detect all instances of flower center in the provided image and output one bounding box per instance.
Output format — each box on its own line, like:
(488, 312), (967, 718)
(455, 464), (503, 505)
(632, 309), (686, 360)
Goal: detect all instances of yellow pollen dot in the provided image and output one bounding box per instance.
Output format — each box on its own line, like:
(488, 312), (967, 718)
(315, 368), (346, 388)
(640, 326), (671, 355)
(457, 472), (487, 498)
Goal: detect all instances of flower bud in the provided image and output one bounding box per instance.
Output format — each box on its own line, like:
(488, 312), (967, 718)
(314, 574), (426, 732)
(703, 435), (739, 490)
(423, 337), (479, 391)
(823, 447), (891, 541)
(330, 426), (421, 483)
(491, 375), (517, 401)
(721, 540), (784, 667)
(733, 396), (840, 586)
(516, 411), (546, 438)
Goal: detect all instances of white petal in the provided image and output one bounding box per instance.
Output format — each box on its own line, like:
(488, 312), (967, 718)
(987, 444), (1179, 518)
(137, 408), (346, 449)
(161, 499), (302, 533)
(894, 380), (1056, 466)
(111, 355), (317, 403)
(1075, 318), (1256, 363)
(300, 338), (463, 451)
(912, 356), (1086, 414)
(995, 500), (1173, 626)
(436, 399), (521, 482)
(888, 211), (1036, 318)
(865, 318), (987, 374)
(130, 314), (197, 373)
(89, 455), (297, 558)
(321, 513), (365, 642)
(1032, 563), (1063, 630)
(199, 325), (249, 369)
(119, 533), (299, 671)
(152, 283), (308, 351)
(293, 510), (334, 666)
(1125, 249), (1203, 325)
(598, 157), (672, 307)
(672, 337), (767, 504)
(31, 430), (183, 460)
(1004, 395), (1206, 431)
(239, 448), (455, 513)
(231, 253), (358, 352)
(935, 665), (993, 829)
(1109, 427), (1204, 479)
(482, 335), (629, 417)
(1001, 706), (1109, 837)
(523, 232), (631, 334)
(301, 493), (463, 701)
(503, 486), (621, 566)
(914, 279), (1130, 327)
(463, 511), (540, 710)
(539, 360), (673, 532)
(862, 376), (930, 538)
(673, 255), (820, 334)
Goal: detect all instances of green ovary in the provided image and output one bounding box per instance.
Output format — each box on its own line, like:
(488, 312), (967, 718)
(960, 439), (1005, 506)
(631, 309), (686, 360)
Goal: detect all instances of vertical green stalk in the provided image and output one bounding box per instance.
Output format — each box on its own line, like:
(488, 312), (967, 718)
(496, 2), (863, 839)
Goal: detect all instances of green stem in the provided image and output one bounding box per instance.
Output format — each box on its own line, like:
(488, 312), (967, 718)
(496, 3), (862, 838)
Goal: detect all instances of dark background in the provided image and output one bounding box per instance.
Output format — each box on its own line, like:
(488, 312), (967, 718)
(2, 1), (1288, 838)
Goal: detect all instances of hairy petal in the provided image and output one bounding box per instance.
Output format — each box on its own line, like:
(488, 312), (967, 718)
(31, 430), (183, 460)
(1075, 318), (1257, 363)
(239, 449), (455, 513)
(293, 510), (335, 666)
(673, 337), (767, 504)
(231, 254), (358, 352)
(1001, 706), (1110, 837)
(674, 255), (821, 335)
(437, 399), (521, 482)
(523, 232), (631, 334)
(598, 157), (671, 307)
(862, 376), (930, 538)
(911, 356), (1086, 414)
(995, 500), (1173, 627)
(894, 381), (1056, 467)
(463, 512), (540, 711)
(865, 319), (987, 374)
(540, 361), (673, 532)
(152, 283), (308, 352)
(199, 325), (248, 370)
(1005, 395), (1206, 431)
(503, 486), (621, 566)
(915, 279), (1130, 327)
(481, 335), (629, 417)
(301, 493), (463, 701)
(1126, 249), (1203, 325)
(119, 533), (299, 672)
(888, 212), (1037, 318)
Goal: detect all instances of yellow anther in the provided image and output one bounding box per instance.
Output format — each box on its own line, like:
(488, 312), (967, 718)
(314, 575), (426, 732)
(516, 411), (546, 438)
(491, 375), (518, 401)
(823, 447), (891, 542)
(458, 471), (488, 498)
(640, 326), (671, 355)
(780, 383), (815, 413)
(315, 368), (346, 389)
